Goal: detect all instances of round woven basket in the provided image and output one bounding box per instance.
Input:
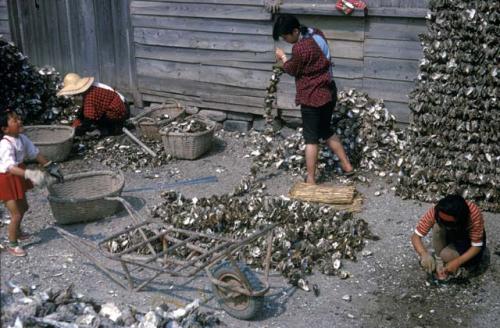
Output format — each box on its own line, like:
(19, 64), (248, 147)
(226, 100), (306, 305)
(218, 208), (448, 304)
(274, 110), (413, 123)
(133, 100), (186, 140)
(23, 125), (74, 162)
(47, 170), (125, 225)
(159, 115), (215, 160)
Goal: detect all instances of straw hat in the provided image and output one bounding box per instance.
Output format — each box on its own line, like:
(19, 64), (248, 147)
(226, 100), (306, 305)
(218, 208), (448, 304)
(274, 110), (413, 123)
(57, 73), (94, 96)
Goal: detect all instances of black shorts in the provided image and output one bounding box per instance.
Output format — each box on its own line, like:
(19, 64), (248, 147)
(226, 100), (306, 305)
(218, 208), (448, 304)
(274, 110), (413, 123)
(300, 80), (337, 144)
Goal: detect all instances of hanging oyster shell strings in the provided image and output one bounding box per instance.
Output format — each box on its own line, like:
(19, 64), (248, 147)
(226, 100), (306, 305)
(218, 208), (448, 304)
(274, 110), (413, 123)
(397, 0), (499, 211)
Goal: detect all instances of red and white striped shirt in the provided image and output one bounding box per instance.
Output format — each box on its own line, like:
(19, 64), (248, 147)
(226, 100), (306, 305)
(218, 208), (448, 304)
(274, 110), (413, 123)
(415, 202), (484, 246)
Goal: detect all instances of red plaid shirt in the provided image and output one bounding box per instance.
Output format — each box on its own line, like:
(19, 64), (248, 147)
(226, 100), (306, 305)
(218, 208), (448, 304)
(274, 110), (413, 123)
(83, 86), (126, 122)
(283, 28), (333, 108)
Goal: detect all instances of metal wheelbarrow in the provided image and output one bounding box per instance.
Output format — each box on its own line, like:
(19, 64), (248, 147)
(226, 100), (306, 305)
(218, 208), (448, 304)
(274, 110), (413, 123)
(55, 197), (276, 320)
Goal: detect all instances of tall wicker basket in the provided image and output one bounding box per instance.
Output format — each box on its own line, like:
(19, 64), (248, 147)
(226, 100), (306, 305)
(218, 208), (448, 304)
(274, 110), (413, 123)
(23, 125), (74, 162)
(159, 116), (215, 160)
(133, 100), (185, 140)
(47, 171), (125, 224)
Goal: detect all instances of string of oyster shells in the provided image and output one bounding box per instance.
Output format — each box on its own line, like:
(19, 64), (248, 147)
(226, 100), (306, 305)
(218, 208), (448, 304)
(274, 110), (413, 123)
(76, 134), (172, 171)
(1, 284), (223, 327)
(150, 191), (378, 285)
(397, 0), (499, 212)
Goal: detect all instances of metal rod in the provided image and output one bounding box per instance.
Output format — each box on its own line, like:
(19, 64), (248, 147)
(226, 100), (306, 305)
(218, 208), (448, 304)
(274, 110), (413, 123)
(107, 197), (157, 256)
(121, 261), (134, 290)
(122, 127), (157, 157)
(264, 230), (274, 280)
(55, 228), (128, 290)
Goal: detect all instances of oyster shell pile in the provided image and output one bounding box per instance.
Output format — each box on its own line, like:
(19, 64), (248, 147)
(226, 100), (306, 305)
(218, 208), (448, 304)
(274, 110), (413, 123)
(76, 135), (172, 171)
(160, 116), (211, 134)
(0, 37), (74, 124)
(1, 284), (222, 327)
(247, 89), (406, 180)
(397, 0), (499, 211)
(150, 191), (378, 284)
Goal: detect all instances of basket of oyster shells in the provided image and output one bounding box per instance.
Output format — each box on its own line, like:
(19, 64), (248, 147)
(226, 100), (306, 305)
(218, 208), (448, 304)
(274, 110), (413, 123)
(132, 99), (185, 140)
(159, 115), (215, 160)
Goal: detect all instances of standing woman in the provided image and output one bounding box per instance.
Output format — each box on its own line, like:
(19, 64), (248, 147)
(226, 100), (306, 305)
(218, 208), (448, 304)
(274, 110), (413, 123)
(273, 14), (353, 184)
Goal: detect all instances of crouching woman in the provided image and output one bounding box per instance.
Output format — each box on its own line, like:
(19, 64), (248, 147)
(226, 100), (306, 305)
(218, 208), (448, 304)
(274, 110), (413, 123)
(411, 194), (486, 279)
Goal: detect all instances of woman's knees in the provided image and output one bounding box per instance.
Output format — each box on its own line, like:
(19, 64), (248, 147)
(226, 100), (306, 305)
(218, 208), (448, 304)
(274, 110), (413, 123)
(439, 247), (460, 262)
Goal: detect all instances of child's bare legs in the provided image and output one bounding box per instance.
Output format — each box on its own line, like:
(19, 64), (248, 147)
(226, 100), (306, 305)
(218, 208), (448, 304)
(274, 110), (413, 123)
(5, 198), (28, 243)
(326, 135), (353, 173)
(305, 144), (319, 184)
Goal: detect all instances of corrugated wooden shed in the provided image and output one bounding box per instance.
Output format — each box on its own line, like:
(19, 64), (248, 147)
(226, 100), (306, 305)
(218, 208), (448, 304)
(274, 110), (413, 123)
(4, 0), (429, 124)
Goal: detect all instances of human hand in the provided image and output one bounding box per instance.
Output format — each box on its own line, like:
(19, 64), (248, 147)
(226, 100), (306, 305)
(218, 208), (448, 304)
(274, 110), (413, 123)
(44, 161), (64, 183)
(275, 48), (286, 62)
(419, 253), (436, 274)
(24, 169), (48, 187)
(444, 258), (461, 274)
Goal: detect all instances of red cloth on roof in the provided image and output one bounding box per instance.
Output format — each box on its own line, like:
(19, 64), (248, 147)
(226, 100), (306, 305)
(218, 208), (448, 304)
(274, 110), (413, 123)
(82, 86), (127, 122)
(282, 28), (333, 108)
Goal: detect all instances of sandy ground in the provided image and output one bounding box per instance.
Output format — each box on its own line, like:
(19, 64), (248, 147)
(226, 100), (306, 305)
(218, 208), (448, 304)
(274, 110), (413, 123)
(1, 132), (499, 328)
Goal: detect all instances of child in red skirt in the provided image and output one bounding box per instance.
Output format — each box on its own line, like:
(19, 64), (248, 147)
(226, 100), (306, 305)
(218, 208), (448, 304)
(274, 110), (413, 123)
(0, 110), (64, 257)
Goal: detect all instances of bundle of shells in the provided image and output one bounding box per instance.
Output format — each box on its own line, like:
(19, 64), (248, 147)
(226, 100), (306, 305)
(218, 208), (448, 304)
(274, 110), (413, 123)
(1, 284), (223, 328)
(0, 37), (74, 124)
(76, 134), (172, 171)
(397, 0), (499, 211)
(150, 191), (378, 285)
(247, 89), (406, 181)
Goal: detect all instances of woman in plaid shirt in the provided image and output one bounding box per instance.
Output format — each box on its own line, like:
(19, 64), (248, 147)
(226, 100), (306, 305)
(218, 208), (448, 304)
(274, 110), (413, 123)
(57, 73), (129, 136)
(273, 14), (353, 184)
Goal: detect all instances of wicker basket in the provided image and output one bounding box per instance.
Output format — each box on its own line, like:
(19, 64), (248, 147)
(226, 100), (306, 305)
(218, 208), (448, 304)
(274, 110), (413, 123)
(47, 171), (125, 225)
(133, 100), (185, 140)
(159, 115), (215, 160)
(23, 125), (74, 162)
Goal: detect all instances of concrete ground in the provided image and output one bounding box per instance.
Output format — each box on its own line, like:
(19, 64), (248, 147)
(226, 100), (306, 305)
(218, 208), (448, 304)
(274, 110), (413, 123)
(1, 132), (499, 328)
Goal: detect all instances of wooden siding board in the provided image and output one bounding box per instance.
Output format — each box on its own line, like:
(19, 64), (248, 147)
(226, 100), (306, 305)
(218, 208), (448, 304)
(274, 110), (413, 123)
(134, 27), (273, 52)
(299, 15), (365, 41)
(364, 57), (419, 82)
(0, 7), (8, 20)
(140, 0), (262, 5)
(328, 39), (363, 60)
(130, 1), (271, 20)
(112, 0), (135, 92)
(384, 100), (411, 123)
(131, 15), (272, 35)
(365, 38), (422, 60)
(136, 58), (269, 90)
(280, 3), (365, 17)
(94, 0), (116, 87)
(138, 75), (265, 98)
(68, 0), (99, 78)
(363, 78), (415, 103)
(0, 19), (8, 33)
(368, 7), (427, 17)
(135, 44), (274, 66)
(142, 92), (265, 115)
(365, 16), (427, 41)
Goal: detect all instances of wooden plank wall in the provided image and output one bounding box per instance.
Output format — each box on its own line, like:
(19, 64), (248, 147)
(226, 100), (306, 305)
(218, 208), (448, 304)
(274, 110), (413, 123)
(6, 0), (136, 99)
(0, 0), (10, 40)
(131, 0), (273, 115)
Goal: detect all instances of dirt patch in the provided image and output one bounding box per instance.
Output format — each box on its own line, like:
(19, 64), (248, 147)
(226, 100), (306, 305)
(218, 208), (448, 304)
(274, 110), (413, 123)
(1, 132), (499, 327)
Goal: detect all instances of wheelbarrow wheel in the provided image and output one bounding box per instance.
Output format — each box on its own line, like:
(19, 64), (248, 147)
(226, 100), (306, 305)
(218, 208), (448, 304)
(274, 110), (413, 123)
(211, 262), (264, 320)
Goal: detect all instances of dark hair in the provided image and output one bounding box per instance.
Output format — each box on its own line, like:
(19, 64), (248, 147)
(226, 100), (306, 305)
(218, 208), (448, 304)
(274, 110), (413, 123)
(434, 194), (470, 229)
(0, 109), (12, 138)
(272, 14), (309, 41)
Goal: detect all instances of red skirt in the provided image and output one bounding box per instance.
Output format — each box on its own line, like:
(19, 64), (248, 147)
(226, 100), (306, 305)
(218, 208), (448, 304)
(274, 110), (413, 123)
(0, 164), (34, 201)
